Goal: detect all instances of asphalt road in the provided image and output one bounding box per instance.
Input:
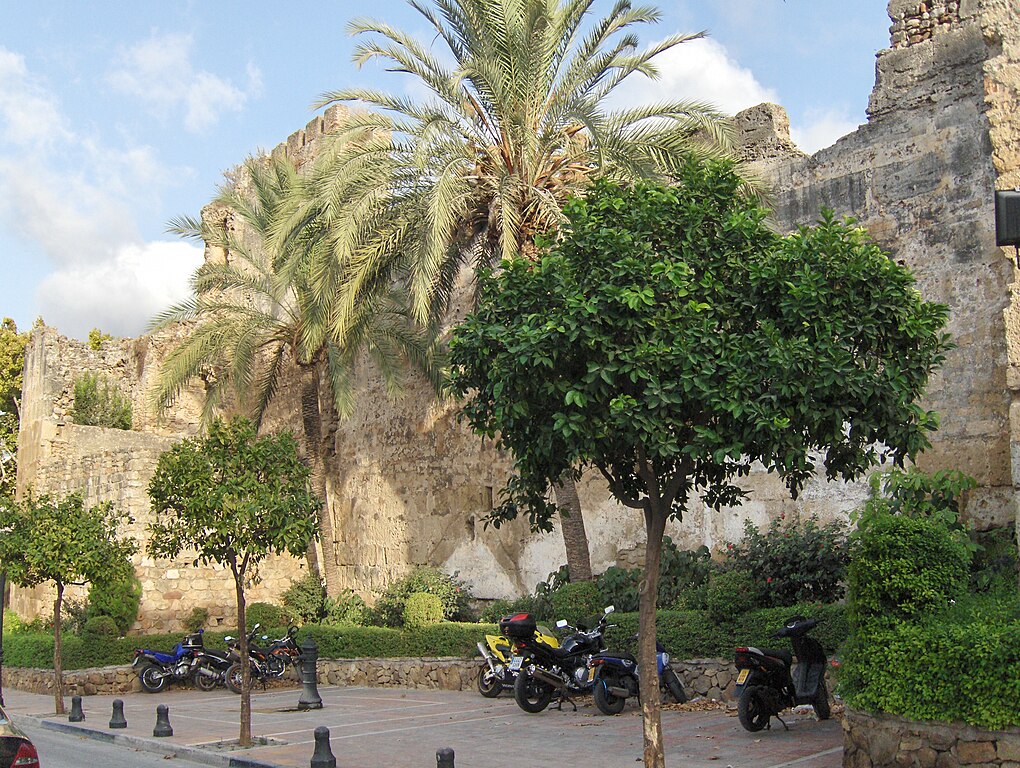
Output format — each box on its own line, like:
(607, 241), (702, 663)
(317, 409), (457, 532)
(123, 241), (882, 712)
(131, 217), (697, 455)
(17, 721), (210, 768)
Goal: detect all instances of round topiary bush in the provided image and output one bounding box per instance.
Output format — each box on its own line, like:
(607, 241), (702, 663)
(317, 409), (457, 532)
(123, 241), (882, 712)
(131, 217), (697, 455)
(373, 567), (470, 627)
(548, 580), (603, 626)
(705, 569), (759, 624)
(81, 614), (119, 639)
(245, 602), (291, 630)
(402, 592), (444, 630)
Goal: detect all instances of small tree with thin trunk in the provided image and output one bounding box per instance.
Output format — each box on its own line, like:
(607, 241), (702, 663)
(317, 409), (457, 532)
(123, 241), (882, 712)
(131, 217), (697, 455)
(147, 417), (319, 747)
(0, 492), (135, 714)
(448, 163), (951, 768)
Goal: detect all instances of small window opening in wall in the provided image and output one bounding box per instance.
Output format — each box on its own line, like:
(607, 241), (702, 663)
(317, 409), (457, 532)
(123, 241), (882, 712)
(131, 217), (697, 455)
(484, 485), (494, 511)
(467, 514), (476, 540)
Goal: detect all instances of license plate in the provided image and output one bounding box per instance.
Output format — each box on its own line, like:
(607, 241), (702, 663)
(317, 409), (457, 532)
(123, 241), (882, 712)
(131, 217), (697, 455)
(587, 667), (596, 682)
(509, 656), (523, 671)
(736, 669), (749, 685)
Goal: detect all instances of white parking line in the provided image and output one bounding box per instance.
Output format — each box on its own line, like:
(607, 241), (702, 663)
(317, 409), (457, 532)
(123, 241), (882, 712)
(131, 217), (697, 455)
(262, 705), (507, 738)
(766, 746), (843, 768)
(276, 712), (513, 745)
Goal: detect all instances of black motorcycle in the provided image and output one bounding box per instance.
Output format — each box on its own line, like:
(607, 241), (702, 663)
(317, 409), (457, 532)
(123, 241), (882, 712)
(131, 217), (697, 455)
(588, 637), (687, 714)
(224, 625), (301, 693)
(502, 605), (614, 713)
(191, 627), (258, 691)
(733, 615), (830, 731)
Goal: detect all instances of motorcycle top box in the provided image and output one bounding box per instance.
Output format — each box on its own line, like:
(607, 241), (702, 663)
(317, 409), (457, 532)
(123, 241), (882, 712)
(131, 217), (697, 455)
(182, 632), (205, 649)
(499, 612), (537, 641)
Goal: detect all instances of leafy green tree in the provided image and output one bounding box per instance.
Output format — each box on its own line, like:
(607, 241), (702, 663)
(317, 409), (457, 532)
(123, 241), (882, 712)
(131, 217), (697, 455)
(157, 155), (439, 594)
(146, 417), (320, 746)
(289, 0), (736, 582)
(0, 492), (134, 714)
(0, 319), (28, 497)
(448, 165), (951, 768)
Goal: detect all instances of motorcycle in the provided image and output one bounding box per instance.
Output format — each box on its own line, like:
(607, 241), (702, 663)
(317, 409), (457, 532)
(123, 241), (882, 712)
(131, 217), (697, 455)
(733, 615), (831, 731)
(476, 624), (560, 698)
(503, 605), (614, 713)
(225, 625), (302, 694)
(190, 627), (258, 692)
(588, 637), (688, 714)
(133, 631), (206, 693)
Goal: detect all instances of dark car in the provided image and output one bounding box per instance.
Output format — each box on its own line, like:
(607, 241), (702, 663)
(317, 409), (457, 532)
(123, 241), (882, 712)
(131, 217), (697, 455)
(0, 704), (39, 768)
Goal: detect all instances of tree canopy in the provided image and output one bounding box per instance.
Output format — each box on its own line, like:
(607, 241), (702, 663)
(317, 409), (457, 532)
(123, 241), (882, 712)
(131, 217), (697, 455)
(0, 318), (28, 497)
(448, 162), (951, 768)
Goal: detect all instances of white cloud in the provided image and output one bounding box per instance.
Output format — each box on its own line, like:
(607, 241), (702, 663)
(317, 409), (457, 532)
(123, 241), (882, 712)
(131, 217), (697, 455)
(790, 107), (861, 154)
(37, 240), (204, 338)
(0, 47), (73, 148)
(108, 33), (261, 133)
(608, 37), (778, 117)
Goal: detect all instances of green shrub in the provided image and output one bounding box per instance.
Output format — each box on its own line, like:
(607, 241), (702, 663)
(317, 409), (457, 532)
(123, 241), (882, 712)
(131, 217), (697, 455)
(71, 372), (132, 429)
(725, 515), (849, 607)
(81, 615), (119, 638)
(658, 540), (716, 608)
(323, 590), (367, 626)
(184, 607), (209, 633)
(282, 572), (326, 623)
(2, 609), (22, 634)
(841, 593), (1020, 729)
(63, 598), (89, 636)
(705, 569), (759, 623)
(245, 602), (291, 630)
(477, 599), (515, 623)
(548, 580), (604, 626)
(402, 592), (444, 630)
(87, 562), (142, 634)
(848, 510), (970, 622)
(372, 567), (470, 627)
(970, 524), (1018, 594)
(595, 566), (641, 612)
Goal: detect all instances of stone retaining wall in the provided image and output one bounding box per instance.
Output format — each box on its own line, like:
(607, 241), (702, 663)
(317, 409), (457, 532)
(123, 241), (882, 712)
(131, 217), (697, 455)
(843, 709), (1020, 768)
(2, 657), (742, 698)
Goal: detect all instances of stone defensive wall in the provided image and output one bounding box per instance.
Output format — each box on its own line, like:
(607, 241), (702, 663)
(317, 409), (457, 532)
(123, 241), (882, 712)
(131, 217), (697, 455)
(11, 0), (1020, 626)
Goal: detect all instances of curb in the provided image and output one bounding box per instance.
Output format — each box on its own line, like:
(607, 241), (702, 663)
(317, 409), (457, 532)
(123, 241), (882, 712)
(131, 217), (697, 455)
(19, 714), (285, 768)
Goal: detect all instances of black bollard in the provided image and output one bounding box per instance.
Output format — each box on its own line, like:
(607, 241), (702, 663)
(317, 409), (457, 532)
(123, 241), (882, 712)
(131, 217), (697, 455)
(153, 704), (173, 737)
(297, 638), (323, 711)
(68, 695), (85, 723)
(437, 747), (455, 767)
(109, 699), (127, 729)
(310, 725), (336, 768)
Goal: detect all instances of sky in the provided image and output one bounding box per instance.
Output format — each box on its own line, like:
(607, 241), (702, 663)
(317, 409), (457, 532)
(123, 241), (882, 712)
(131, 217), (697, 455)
(0, 1), (892, 340)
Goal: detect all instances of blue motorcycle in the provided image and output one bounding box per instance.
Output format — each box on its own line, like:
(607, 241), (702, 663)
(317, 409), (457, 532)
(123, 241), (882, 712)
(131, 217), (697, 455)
(588, 638), (688, 714)
(132, 631), (206, 693)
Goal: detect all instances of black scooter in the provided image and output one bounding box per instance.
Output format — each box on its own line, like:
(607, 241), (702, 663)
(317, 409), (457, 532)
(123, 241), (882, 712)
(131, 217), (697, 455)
(733, 615), (830, 731)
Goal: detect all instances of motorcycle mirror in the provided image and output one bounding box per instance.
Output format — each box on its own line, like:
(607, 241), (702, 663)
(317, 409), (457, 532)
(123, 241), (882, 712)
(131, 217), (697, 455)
(261, 635), (269, 641)
(224, 636), (234, 642)
(556, 619), (568, 629)
(604, 605), (615, 615)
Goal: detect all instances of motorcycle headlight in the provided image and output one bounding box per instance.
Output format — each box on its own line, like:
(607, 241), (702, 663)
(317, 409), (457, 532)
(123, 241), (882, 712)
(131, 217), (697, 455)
(661, 652), (670, 665)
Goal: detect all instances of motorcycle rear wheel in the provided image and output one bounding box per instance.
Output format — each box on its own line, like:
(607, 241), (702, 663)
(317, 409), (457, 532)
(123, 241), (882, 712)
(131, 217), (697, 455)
(593, 674), (627, 715)
(194, 666), (220, 692)
(476, 665), (503, 698)
(139, 665), (168, 694)
(737, 686), (771, 732)
(663, 668), (687, 704)
(812, 679), (831, 720)
(513, 669), (554, 713)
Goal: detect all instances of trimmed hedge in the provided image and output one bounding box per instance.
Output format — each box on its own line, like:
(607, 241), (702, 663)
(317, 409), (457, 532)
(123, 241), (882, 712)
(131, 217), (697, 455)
(2, 604), (848, 670)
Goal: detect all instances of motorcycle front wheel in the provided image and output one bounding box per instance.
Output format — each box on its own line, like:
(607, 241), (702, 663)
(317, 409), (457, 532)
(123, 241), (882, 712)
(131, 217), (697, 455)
(513, 669), (554, 713)
(476, 665), (503, 698)
(593, 674), (627, 715)
(737, 685), (771, 732)
(225, 662), (246, 694)
(662, 668), (687, 704)
(139, 665), (168, 693)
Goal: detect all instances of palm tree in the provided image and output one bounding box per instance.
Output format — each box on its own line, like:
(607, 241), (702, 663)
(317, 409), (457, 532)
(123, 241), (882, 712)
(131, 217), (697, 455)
(153, 153), (440, 594)
(283, 0), (735, 588)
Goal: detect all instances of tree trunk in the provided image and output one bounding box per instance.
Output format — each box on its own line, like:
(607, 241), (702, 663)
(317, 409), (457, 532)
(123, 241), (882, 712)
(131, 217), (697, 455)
(554, 473), (592, 582)
(298, 362), (340, 596)
(53, 582), (65, 715)
(234, 571), (251, 747)
(639, 506), (668, 768)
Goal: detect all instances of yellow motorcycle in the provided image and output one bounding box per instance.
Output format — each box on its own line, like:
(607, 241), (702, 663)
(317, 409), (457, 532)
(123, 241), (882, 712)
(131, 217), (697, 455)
(477, 622), (559, 698)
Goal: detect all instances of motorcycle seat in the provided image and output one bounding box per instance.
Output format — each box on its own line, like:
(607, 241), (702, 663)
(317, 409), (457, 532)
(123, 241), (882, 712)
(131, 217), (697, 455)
(761, 648), (793, 667)
(593, 651), (635, 663)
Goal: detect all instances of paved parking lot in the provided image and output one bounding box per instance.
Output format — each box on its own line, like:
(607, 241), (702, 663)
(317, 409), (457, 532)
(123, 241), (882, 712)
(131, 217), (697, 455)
(5, 684), (843, 768)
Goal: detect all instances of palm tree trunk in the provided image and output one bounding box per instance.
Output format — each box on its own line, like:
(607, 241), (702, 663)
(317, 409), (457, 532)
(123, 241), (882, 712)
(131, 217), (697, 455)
(553, 473), (592, 581)
(639, 505), (668, 768)
(299, 363), (340, 596)
(53, 582), (65, 715)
